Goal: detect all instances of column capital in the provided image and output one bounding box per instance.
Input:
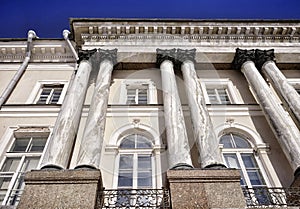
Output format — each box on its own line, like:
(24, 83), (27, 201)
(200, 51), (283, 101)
(255, 49), (275, 70)
(232, 48), (255, 70)
(77, 49), (97, 64)
(177, 48), (196, 64)
(98, 48), (118, 65)
(156, 48), (177, 66)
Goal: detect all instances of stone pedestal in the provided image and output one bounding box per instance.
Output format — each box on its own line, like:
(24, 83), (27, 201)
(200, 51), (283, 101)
(167, 169), (246, 209)
(17, 170), (102, 209)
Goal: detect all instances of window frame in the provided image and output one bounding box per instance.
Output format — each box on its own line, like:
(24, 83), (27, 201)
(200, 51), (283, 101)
(0, 127), (50, 206)
(115, 134), (156, 189)
(200, 79), (243, 104)
(220, 132), (271, 189)
(119, 79), (157, 105)
(26, 80), (69, 105)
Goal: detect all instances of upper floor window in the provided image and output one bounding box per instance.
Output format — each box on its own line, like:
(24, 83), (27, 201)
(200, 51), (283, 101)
(126, 85), (148, 105)
(0, 128), (49, 206)
(26, 81), (68, 105)
(117, 134), (153, 189)
(119, 80), (157, 105)
(200, 79), (242, 104)
(206, 88), (231, 104)
(36, 84), (64, 104)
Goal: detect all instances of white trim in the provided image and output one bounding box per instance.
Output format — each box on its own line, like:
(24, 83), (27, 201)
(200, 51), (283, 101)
(216, 123), (282, 188)
(200, 78), (243, 104)
(26, 80), (69, 104)
(119, 79), (157, 104)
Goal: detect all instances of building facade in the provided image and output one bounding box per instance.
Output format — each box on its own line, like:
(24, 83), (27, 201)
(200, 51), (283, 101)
(0, 19), (300, 208)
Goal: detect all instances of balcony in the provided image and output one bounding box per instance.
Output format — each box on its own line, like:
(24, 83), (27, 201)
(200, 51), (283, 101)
(242, 187), (300, 207)
(101, 188), (171, 209)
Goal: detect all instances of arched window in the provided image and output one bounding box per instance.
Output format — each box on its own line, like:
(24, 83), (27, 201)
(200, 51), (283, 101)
(220, 132), (275, 204)
(220, 133), (266, 188)
(117, 134), (154, 189)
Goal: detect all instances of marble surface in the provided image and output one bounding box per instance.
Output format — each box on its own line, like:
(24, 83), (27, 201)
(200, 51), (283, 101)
(160, 60), (193, 169)
(263, 61), (300, 124)
(182, 61), (224, 168)
(242, 61), (300, 172)
(76, 60), (113, 169)
(40, 60), (92, 169)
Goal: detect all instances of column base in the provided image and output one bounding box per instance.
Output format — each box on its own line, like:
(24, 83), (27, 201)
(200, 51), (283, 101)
(17, 169), (102, 209)
(290, 167), (300, 187)
(167, 168), (246, 208)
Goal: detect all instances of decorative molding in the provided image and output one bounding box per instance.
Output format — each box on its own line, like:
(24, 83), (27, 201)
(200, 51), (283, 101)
(232, 48), (255, 70)
(255, 49), (275, 70)
(74, 22), (300, 45)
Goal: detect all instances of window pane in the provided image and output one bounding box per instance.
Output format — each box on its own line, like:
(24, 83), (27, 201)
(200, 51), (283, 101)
(138, 89), (147, 104)
(241, 154), (257, 168)
(138, 156), (151, 169)
(136, 135), (152, 148)
(120, 136), (135, 149)
(220, 135), (233, 148)
(10, 138), (30, 152)
(37, 89), (51, 104)
(21, 157), (40, 172)
(247, 171), (265, 186)
(119, 155), (133, 169)
(233, 135), (250, 148)
(223, 154), (240, 169)
(1, 158), (21, 172)
(127, 89), (136, 104)
(49, 88), (63, 104)
(138, 171), (152, 187)
(0, 177), (12, 203)
(29, 137), (47, 152)
(118, 172), (133, 187)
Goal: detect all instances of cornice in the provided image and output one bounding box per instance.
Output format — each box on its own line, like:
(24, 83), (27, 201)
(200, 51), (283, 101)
(0, 40), (76, 63)
(71, 20), (300, 46)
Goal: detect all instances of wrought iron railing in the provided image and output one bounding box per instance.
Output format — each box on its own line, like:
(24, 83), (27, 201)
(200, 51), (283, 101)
(101, 188), (171, 209)
(242, 187), (300, 207)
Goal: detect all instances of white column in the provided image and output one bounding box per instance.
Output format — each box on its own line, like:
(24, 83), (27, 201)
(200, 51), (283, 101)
(179, 49), (225, 168)
(75, 49), (117, 169)
(233, 49), (300, 173)
(157, 49), (193, 169)
(41, 49), (96, 169)
(255, 49), (300, 123)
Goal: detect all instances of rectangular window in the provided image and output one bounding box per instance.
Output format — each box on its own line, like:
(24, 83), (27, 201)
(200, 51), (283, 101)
(126, 85), (148, 105)
(206, 88), (231, 104)
(36, 84), (64, 104)
(200, 79), (243, 104)
(0, 133), (48, 206)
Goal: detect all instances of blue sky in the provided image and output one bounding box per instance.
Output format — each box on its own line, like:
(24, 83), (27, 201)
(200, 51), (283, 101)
(1, 0), (300, 38)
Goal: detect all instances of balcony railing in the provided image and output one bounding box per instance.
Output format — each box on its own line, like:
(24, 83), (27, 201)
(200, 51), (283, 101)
(101, 188), (171, 209)
(242, 187), (300, 207)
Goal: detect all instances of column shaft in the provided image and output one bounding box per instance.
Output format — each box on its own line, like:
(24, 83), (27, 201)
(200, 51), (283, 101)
(263, 60), (300, 123)
(181, 60), (224, 168)
(41, 59), (93, 169)
(76, 59), (114, 169)
(160, 60), (193, 169)
(242, 61), (300, 172)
